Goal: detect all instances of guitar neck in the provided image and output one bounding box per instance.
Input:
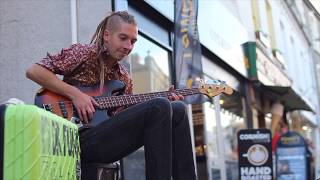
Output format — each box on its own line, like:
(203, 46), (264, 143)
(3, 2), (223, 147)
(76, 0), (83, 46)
(95, 88), (200, 109)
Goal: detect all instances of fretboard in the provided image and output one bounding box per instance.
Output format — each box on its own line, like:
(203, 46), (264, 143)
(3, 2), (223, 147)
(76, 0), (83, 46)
(94, 88), (201, 109)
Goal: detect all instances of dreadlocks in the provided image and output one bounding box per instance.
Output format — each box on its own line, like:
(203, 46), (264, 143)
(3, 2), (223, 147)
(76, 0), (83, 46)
(90, 11), (137, 92)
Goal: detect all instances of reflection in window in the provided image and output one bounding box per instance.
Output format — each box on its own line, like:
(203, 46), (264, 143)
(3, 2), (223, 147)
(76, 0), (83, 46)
(144, 0), (174, 20)
(203, 102), (221, 169)
(220, 93), (245, 180)
(129, 35), (171, 93)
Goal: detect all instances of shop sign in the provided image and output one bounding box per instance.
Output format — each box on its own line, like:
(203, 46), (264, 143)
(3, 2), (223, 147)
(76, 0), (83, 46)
(276, 131), (307, 180)
(198, 1), (248, 78)
(238, 129), (273, 180)
(256, 48), (291, 86)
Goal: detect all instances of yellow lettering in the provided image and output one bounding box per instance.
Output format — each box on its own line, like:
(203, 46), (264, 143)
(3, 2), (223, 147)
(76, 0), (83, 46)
(180, 18), (189, 26)
(181, 27), (188, 33)
(182, 34), (189, 48)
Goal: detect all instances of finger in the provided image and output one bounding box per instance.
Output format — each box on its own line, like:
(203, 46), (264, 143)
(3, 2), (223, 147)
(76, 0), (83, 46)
(173, 93), (179, 101)
(81, 109), (89, 124)
(87, 109), (94, 121)
(87, 105), (95, 121)
(89, 100), (96, 113)
(77, 108), (84, 123)
(91, 98), (99, 108)
(169, 85), (174, 91)
(169, 92), (178, 101)
(178, 94), (184, 100)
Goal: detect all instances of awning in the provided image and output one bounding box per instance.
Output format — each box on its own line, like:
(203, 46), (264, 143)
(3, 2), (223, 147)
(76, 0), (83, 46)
(258, 84), (314, 112)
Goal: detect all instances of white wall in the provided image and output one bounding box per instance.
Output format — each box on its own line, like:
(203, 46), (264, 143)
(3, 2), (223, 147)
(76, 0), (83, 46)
(0, 0), (111, 104)
(270, 0), (318, 111)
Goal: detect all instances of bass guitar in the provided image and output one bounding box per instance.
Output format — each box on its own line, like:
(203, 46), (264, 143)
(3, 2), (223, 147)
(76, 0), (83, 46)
(35, 80), (233, 127)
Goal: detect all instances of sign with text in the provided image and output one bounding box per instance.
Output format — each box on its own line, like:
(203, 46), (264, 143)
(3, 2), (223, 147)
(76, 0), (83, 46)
(198, 1), (248, 78)
(256, 48), (291, 86)
(276, 131), (307, 180)
(238, 129), (273, 180)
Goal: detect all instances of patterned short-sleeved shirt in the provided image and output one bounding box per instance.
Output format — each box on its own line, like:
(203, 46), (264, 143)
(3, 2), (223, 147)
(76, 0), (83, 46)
(37, 43), (133, 94)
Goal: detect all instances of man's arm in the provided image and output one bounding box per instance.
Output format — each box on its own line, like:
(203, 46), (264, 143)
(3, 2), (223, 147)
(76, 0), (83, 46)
(26, 64), (97, 123)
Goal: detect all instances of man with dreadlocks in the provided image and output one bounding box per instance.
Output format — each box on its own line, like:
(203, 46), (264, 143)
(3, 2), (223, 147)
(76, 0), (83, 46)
(26, 11), (196, 180)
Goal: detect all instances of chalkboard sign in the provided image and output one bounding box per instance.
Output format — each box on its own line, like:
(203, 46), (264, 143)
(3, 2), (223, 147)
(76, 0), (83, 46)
(238, 129), (273, 180)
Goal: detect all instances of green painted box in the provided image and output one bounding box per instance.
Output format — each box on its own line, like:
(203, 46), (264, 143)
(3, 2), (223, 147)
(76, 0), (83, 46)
(0, 104), (80, 180)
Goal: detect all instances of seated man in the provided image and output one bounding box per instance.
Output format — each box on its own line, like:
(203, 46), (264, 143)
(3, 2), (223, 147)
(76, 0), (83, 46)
(26, 10), (196, 180)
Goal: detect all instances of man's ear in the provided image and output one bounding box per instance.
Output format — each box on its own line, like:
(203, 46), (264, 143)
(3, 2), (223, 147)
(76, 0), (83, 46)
(103, 30), (110, 40)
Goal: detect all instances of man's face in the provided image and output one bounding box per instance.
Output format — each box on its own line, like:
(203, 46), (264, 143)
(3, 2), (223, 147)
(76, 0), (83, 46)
(103, 22), (138, 61)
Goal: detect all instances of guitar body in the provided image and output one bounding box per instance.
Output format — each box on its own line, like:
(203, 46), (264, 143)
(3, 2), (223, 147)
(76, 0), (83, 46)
(34, 80), (126, 126)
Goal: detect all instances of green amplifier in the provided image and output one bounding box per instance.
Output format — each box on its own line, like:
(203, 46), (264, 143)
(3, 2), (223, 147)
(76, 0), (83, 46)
(0, 104), (80, 180)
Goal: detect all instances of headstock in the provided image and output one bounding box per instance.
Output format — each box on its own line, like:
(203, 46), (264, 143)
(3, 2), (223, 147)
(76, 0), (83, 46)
(198, 79), (233, 98)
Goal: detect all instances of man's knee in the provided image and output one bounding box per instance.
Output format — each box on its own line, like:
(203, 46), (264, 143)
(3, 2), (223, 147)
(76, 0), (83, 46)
(150, 97), (171, 107)
(148, 97), (172, 116)
(171, 101), (188, 115)
(145, 97), (172, 128)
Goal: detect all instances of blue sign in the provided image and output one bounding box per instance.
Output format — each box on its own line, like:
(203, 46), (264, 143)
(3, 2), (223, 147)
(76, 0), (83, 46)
(276, 131), (307, 180)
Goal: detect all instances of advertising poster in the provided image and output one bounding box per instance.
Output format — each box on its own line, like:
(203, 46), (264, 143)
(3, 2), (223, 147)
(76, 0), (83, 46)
(238, 129), (273, 180)
(276, 131), (307, 180)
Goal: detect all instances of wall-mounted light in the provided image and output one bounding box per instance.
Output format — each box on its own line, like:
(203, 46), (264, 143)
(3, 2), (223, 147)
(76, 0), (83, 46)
(219, 99), (224, 105)
(302, 125), (308, 131)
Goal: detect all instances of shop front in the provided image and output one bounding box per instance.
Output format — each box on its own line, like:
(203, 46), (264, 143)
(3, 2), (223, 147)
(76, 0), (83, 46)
(113, 1), (254, 179)
(196, 1), (251, 179)
(244, 40), (313, 129)
(244, 39), (315, 178)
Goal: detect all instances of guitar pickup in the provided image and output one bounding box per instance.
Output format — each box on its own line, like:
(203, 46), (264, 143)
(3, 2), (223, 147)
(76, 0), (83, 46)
(58, 101), (68, 118)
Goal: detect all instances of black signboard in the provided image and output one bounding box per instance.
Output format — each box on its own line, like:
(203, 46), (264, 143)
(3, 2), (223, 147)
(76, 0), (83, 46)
(238, 129), (273, 180)
(276, 131), (307, 180)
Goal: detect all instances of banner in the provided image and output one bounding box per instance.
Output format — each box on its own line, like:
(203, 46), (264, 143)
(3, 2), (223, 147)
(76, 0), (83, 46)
(174, 0), (202, 91)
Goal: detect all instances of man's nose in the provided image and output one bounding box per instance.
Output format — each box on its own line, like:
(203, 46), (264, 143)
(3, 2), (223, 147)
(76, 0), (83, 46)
(123, 40), (133, 50)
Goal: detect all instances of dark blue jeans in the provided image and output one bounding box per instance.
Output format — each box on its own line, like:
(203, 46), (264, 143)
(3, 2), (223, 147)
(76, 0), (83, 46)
(80, 97), (196, 180)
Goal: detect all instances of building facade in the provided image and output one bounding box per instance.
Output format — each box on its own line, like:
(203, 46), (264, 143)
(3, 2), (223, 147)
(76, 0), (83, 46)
(1, 0), (320, 179)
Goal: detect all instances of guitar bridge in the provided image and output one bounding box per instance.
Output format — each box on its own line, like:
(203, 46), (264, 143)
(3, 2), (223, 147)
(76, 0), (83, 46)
(42, 104), (53, 112)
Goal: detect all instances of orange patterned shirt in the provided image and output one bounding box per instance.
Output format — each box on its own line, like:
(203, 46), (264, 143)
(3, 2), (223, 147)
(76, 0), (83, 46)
(37, 43), (133, 94)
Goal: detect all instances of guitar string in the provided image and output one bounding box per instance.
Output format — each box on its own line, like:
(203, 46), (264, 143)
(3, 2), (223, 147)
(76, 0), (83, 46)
(43, 88), (203, 109)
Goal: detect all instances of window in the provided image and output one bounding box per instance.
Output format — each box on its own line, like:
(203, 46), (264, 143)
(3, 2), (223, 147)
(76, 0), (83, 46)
(201, 56), (244, 180)
(265, 0), (276, 49)
(220, 93), (245, 180)
(144, 0), (174, 20)
(252, 0), (261, 31)
(129, 35), (171, 93)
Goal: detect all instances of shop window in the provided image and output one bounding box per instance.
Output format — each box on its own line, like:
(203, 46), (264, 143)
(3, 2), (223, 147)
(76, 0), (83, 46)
(203, 101), (220, 180)
(202, 89), (245, 180)
(219, 93), (245, 180)
(129, 35), (171, 93)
